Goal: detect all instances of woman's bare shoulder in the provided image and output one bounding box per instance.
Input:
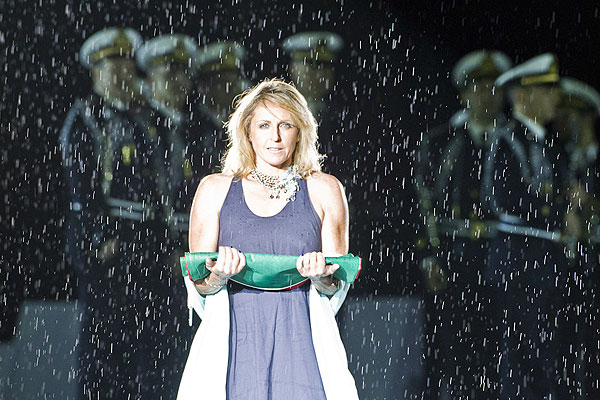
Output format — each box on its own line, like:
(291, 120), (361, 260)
(198, 172), (235, 189)
(305, 171), (344, 194)
(305, 172), (348, 228)
(305, 171), (346, 215)
(193, 173), (235, 207)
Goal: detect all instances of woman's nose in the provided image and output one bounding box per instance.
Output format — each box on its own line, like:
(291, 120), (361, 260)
(270, 127), (282, 141)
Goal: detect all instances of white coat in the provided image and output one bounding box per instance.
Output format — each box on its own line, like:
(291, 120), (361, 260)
(177, 278), (359, 399)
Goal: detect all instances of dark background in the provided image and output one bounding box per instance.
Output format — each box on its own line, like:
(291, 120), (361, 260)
(2, 0), (599, 303)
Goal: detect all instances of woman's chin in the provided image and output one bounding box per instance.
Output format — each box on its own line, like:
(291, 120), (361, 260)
(259, 157), (290, 169)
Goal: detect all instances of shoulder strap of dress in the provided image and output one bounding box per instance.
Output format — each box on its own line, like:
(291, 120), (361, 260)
(224, 176), (241, 203)
(297, 178), (310, 203)
(221, 177), (244, 211)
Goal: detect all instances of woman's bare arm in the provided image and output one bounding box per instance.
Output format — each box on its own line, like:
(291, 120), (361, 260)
(188, 174), (245, 294)
(303, 172), (349, 295)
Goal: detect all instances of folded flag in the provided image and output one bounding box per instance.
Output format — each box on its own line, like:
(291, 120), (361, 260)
(180, 252), (361, 290)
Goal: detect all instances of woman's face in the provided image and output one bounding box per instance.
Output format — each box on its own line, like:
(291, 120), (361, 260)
(248, 101), (299, 174)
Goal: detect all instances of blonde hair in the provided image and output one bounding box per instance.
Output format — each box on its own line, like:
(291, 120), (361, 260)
(221, 78), (322, 177)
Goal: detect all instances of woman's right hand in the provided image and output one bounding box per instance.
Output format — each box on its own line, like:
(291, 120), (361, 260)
(200, 246), (246, 290)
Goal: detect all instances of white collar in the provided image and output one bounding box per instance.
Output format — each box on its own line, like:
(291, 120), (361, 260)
(451, 109), (507, 145)
(450, 109), (469, 128)
(513, 111), (546, 141)
(196, 102), (224, 127)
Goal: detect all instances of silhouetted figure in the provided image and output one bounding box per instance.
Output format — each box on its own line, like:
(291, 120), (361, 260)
(482, 53), (567, 400)
(137, 33), (201, 252)
(414, 50), (512, 400)
(554, 77), (600, 399)
(194, 41), (250, 127)
(282, 31), (345, 160)
(136, 32), (203, 397)
(60, 27), (188, 399)
(191, 41), (247, 190)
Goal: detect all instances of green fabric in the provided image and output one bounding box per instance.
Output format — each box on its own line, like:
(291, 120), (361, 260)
(180, 252), (361, 290)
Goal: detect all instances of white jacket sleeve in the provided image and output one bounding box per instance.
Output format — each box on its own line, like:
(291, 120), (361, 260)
(184, 276), (207, 322)
(177, 286), (230, 400)
(309, 283), (359, 400)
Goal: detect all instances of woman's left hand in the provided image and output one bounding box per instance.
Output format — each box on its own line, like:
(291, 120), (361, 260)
(297, 252), (341, 295)
(296, 252), (339, 279)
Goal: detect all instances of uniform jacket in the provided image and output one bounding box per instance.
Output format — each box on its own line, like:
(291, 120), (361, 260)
(481, 113), (569, 283)
(414, 110), (507, 262)
(481, 112), (566, 231)
(60, 95), (187, 270)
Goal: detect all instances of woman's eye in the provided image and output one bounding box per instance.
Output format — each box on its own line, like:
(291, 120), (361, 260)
(259, 123), (269, 129)
(280, 123), (292, 129)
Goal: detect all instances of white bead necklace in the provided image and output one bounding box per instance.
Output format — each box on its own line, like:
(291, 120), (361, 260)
(250, 165), (301, 201)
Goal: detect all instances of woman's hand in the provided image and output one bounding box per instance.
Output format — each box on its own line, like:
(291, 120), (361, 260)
(296, 252), (340, 295)
(296, 251), (338, 278)
(195, 246), (246, 294)
(206, 246), (247, 279)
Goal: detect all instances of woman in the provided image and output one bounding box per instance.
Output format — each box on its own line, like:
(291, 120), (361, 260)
(177, 78), (358, 399)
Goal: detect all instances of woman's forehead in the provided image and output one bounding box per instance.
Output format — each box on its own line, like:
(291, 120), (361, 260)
(252, 101), (295, 121)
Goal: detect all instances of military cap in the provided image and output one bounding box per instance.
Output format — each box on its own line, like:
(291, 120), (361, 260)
(560, 77), (600, 115)
(79, 27), (143, 69)
(282, 31), (344, 63)
(495, 53), (559, 88)
(136, 34), (199, 74)
(195, 41), (246, 73)
(451, 50), (512, 88)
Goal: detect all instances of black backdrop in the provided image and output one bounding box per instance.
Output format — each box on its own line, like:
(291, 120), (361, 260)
(2, 0), (599, 303)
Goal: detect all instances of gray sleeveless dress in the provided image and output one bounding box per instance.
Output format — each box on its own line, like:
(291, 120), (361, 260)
(218, 177), (327, 400)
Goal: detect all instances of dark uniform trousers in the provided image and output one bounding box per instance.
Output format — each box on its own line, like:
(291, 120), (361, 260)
(482, 118), (569, 399)
(559, 149), (600, 398)
(60, 95), (191, 400)
(416, 118), (501, 400)
(584, 188), (600, 398)
(424, 237), (497, 400)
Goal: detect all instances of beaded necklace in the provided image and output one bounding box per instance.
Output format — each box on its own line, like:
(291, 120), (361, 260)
(250, 165), (301, 201)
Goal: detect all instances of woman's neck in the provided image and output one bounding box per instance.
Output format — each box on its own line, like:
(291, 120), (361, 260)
(254, 162), (291, 176)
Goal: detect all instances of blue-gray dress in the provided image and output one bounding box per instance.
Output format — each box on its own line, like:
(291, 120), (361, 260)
(218, 177), (327, 400)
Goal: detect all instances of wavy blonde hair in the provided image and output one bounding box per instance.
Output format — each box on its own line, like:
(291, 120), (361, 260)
(221, 78), (322, 177)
